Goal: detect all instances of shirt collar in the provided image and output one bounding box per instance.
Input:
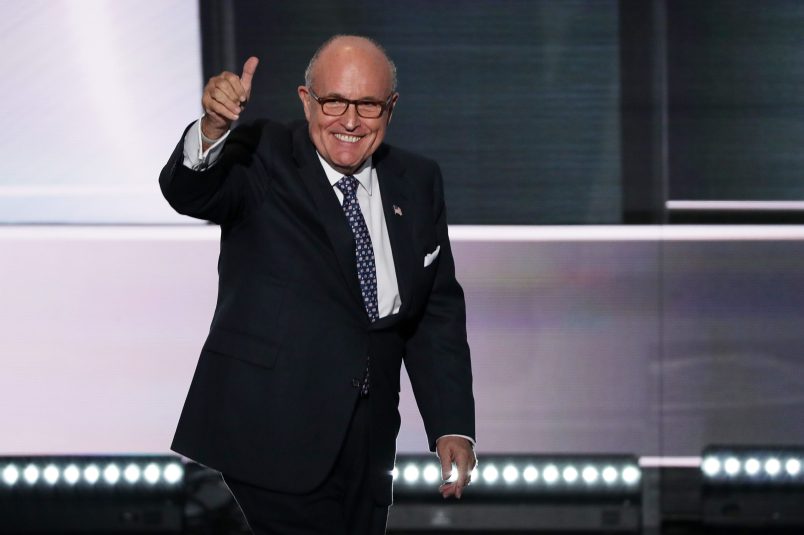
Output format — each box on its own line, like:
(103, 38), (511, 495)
(316, 153), (373, 196)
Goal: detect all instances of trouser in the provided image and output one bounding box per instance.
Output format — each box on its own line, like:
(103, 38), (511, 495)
(222, 396), (389, 535)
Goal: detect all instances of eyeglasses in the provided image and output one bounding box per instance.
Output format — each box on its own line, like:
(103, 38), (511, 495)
(307, 88), (394, 119)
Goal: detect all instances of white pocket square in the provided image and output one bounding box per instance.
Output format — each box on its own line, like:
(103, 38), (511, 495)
(423, 245), (441, 267)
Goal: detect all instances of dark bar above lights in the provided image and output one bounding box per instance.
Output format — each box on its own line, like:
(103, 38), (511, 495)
(666, 200), (804, 224)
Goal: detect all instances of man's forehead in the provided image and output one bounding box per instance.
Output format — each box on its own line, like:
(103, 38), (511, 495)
(314, 64), (391, 98)
(314, 40), (390, 76)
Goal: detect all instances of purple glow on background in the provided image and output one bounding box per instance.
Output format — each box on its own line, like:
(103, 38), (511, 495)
(4, 230), (801, 456)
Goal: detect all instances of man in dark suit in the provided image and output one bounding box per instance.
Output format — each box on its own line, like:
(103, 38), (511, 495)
(160, 35), (476, 534)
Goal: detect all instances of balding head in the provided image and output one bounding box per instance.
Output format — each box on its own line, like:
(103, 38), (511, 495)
(297, 35), (400, 175)
(304, 35), (397, 94)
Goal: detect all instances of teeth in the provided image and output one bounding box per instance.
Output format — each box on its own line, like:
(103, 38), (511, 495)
(334, 133), (362, 143)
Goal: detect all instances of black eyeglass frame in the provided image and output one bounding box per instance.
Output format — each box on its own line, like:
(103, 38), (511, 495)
(307, 87), (395, 118)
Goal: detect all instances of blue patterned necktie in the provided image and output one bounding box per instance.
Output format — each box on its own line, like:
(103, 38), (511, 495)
(335, 175), (377, 396)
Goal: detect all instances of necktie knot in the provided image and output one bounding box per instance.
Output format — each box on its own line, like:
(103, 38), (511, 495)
(336, 175), (358, 197)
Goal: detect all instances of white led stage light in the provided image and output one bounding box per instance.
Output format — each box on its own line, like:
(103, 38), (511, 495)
(403, 464), (419, 484)
(83, 464), (100, 485)
(702, 447), (804, 486)
(503, 464), (519, 483)
(2, 465), (20, 486)
(391, 454), (642, 498)
(63, 464), (80, 485)
(42, 464), (59, 485)
(163, 463), (183, 485)
(482, 465), (499, 484)
(422, 464), (440, 484)
(522, 465), (539, 483)
(724, 457), (740, 476)
(0, 455), (186, 532)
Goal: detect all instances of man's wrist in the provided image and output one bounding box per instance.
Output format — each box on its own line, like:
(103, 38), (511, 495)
(199, 116), (226, 145)
(437, 434), (476, 448)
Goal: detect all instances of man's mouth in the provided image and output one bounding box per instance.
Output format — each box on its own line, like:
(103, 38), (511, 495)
(333, 133), (364, 143)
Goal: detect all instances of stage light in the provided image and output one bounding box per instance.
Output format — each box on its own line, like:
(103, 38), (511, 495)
(2, 465), (19, 486)
(23, 464), (39, 485)
(83, 464), (100, 485)
(744, 457), (760, 476)
(724, 457), (740, 476)
(144, 463), (160, 484)
(43, 464), (59, 485)
(391, 454), (641, 497)
(764, 458), (781, 477)
(701, 446), (804, 530)
(602, 465), (618, 484)
(702, 456), (721, 476)
(786, 458), (801, 477)
(582, 466), (599, 484)
(502, 464), (518, 483)
(622, 465), (640, 485)
(522, 465), (538, 483)
(389, 454), (642, 533)
(0, 456), (185, 490)
(422, 464), (439, 484)
(163, 463), (183, 485)
(0, 455), (186, 533)
(702, 446), (804, 485)
(403, 464), (419, 484)
(543, 464), (559, 484)
(562, 466), (579, 484)
(103, 464), (121, 484)
(63, 464), (80, 485)
(124, 463), (141, 484)
(482, 464), (499, 484)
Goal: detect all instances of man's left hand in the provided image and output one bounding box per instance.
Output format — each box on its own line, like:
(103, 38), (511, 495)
(436, 436), (476, 499)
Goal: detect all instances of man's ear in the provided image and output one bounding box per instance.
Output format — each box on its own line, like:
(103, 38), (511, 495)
(297, 86), (312, 121)
(386, 93), (399, 125)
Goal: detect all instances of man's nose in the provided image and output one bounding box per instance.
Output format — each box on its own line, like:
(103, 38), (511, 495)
(342, 104), (361, 130)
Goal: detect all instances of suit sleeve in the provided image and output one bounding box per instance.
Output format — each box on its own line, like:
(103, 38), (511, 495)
(159, 120), (271, 225)
(404, 163), (476, 452)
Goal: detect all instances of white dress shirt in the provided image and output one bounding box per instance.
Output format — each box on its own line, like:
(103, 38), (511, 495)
(315, 153), (402, 318)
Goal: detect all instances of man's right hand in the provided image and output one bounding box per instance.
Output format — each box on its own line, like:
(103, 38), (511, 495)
(200, 56), (259, 144)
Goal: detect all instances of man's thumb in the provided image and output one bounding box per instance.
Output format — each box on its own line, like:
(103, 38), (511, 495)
(440, 457), (453, 481)
(241, 56), (259, 95)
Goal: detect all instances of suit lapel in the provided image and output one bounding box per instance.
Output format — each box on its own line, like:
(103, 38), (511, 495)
(292, 125), (365, 312)
(374, 146), (416, 320)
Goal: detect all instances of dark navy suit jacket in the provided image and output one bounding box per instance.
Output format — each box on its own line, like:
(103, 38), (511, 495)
(160, 119), (475, 505)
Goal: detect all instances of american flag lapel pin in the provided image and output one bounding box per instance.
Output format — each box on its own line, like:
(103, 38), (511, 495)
(393, 204), (403, 216)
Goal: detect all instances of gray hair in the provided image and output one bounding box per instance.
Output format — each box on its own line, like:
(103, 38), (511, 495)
(304, 35), (398, 93)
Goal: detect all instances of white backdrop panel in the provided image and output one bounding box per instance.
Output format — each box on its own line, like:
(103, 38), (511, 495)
(0, 0), (201, 223)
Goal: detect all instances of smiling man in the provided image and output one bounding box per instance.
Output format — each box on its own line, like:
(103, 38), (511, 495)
(160, 35), (476, 535)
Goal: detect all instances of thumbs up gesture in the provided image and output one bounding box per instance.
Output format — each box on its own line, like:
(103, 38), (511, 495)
(200, 56), (259, 142)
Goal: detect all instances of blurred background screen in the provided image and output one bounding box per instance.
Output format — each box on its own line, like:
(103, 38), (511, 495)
(0, 0), (202, 224)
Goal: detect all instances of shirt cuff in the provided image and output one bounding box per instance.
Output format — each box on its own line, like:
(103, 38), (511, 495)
(182, 116), (230, 170)
(436, 434), (476, 448)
